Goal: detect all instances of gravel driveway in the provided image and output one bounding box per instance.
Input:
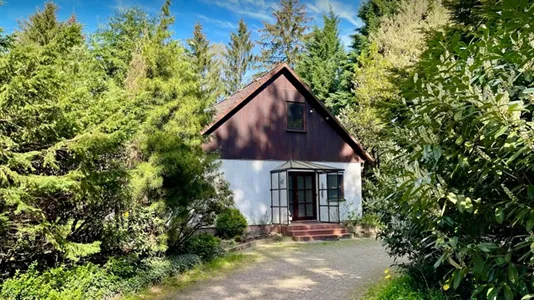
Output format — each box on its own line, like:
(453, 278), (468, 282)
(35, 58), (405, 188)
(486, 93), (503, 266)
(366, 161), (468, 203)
(166, 239), (395, 300)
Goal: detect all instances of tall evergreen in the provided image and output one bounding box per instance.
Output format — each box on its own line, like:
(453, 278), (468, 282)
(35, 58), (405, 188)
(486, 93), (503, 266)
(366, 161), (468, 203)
(224, 19), (254, 95)
(187, 22), (222, 102)
(92, 7), (154, 84)
(296, 9), (346, 113)
(257, 0), (309, 70)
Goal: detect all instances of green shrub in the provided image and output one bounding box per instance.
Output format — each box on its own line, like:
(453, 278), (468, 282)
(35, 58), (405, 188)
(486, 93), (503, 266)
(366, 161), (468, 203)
(0, 263), (119, 300)
(363, 275), (449, 300)
(181, 233), (225, 261)
(345, 213), (381, 227)
(216, 208), (247, 239)
(0, 254), (202, 299)
(122, 254), (202, 291)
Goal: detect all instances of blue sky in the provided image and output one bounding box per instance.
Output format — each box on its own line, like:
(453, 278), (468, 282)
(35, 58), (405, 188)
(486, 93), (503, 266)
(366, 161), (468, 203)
(0, 0), (363, 48)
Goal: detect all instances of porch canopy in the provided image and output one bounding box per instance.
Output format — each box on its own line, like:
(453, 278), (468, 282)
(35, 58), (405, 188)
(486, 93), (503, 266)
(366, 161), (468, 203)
(271, 160), (343, 173)
(270, 160), (344, 225)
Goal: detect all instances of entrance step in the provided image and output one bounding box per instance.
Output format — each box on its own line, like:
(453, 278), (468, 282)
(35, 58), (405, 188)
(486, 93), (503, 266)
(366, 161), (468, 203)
(285, 222), (352, 242)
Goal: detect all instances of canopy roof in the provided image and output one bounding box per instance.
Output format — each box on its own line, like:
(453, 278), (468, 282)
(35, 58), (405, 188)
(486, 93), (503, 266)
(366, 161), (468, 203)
(271, 160), (343, 173)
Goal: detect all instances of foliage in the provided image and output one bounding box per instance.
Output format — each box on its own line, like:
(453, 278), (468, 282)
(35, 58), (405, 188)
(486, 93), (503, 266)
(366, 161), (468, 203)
(176, 233), (225, 262)
(223, 19), (254, 95)
(344, 213), (381, 228)
(363, 275), (450, 300)
(91, 7), (155, 84)
(376, 0), (534, 298)
(187, 22), (223, 102)
(216, 208), (248, 239)
(0, 2), (129, 274)
(0, 254), (201, 299)
(373, 0), (450, 72)
(257, 0), (310, 70)
(296, 9), (346, 114)
(0, 0), (233, 279)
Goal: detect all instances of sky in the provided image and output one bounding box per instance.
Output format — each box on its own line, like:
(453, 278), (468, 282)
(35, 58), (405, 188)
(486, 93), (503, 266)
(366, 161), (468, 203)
(0, 0), (363, 48)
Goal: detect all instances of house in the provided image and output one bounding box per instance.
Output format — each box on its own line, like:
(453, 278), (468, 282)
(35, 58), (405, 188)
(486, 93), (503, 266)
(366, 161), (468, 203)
(202, 64), (373, 230)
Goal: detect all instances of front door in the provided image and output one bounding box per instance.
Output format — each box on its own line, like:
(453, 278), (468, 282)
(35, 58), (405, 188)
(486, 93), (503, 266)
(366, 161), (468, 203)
(288, 172), (316, 221)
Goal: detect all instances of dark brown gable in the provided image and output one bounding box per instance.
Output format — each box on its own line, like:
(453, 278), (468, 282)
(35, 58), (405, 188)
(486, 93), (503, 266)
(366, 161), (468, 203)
(202, 66), (372, 163)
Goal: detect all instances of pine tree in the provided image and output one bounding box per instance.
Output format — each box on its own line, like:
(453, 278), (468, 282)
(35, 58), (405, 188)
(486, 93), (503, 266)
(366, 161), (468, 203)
(92, 7), (154, 84)
(257, 0), (310, 70)
(187, 22), (222, 102)
(296, 9), (346, 113)
(0, 2), (125, 271)
(224, 19), (254, 95)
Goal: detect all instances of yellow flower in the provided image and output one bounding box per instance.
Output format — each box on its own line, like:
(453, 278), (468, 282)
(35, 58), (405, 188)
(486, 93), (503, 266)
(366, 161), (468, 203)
(123, 211), (129, 218)
(384, 269), (390, 274)
(385, 275), (391, 279)
(443, 284), (450, 291)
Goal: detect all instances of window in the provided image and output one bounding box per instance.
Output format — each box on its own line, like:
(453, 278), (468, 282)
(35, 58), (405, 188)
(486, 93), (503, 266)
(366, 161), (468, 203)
(287, 102), (305, 131)
(327, 174), (344, 201)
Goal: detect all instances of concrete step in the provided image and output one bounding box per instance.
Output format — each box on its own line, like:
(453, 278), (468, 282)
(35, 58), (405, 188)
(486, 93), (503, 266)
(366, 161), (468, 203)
(290, 228), (348, 236)
(292, 233), (353, 242)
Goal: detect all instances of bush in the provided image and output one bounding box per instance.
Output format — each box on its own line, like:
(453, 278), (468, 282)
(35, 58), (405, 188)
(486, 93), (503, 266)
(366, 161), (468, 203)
(372, 1), (534, 298)
(0, 263), (119, 300)
(0, 254), (202, 299)
(363, 275), (449, 300)
(344, 213), (381, 228)
(180, 233), (225, 261)
(216, 208), (247, 239)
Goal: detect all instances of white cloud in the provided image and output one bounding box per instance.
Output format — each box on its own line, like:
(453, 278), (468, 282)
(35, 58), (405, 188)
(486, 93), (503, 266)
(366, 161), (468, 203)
(196, 14), (236, 29)
(202, 0), (274, 22)
(307, 0), (362, 27)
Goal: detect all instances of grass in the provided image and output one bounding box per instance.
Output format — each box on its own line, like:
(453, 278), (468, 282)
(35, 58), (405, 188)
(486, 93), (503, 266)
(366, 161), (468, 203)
(362, 274), (449, 300)
(123, 252), (258, 300)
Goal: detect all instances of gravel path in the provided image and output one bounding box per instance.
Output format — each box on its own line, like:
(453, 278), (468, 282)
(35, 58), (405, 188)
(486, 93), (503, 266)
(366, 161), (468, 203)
(166, 239), (395, 300)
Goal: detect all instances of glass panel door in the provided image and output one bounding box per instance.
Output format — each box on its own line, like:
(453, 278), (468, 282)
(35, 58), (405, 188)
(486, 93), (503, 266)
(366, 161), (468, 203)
(289, 172), (316, 221)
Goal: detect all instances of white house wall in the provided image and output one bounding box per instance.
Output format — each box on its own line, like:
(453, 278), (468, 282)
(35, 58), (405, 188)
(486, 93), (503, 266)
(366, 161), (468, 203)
(218, 159), (363, 225)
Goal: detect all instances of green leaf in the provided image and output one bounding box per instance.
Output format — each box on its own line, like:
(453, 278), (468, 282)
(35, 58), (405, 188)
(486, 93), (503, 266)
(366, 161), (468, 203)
(494, 126), (508, 139)
(453, 269), (463, 289)
(504, 285), (513, 300)
(478, 243), (497, 253)
(521, 294), (534, 300)
(528, 186), (534, 200)
(495, 207), (504, 224)
(473, 253), (484, 275)
(508, 264), (518, 283)
(487, 286), (501, 300)
(434, 252), (446, 269)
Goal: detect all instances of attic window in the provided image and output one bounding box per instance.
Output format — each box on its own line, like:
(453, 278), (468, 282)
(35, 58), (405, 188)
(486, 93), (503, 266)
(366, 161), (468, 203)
(287, 102), (305, 131)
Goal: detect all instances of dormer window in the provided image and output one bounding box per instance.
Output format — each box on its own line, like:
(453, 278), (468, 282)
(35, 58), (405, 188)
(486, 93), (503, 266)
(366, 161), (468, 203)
(287, 102), (305, 132)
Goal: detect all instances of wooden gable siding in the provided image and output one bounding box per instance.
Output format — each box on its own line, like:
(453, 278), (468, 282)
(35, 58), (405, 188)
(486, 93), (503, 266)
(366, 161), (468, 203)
(203, 71), (364, 163)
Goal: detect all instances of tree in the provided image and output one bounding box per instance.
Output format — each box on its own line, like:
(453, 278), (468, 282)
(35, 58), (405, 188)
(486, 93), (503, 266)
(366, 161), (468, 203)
(0, 2), (127, 274)
(91, 7), (155, 84)
(341, 0), (448, 160)
(224, 19), (254, 95)
(296, 9), (346, 113)
(257, 0), (310, 70)
(376, 0), (534, 298)
(187, 22), (222, 103)
(127, 2), (233, 251)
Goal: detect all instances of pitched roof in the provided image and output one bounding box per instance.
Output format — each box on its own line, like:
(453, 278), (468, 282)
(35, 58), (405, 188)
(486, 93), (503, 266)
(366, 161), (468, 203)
(203, 63), (374, 163)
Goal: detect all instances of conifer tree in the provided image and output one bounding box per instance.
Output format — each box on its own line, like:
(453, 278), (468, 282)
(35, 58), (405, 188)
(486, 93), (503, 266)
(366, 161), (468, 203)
(0, 2), (125, 271)
(257, 0), (309, 70)
(296, 9), (345, 113)
(92, 7), (154, 84)
(187, 22), (222, 102)
(224, 19), (254, 95)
